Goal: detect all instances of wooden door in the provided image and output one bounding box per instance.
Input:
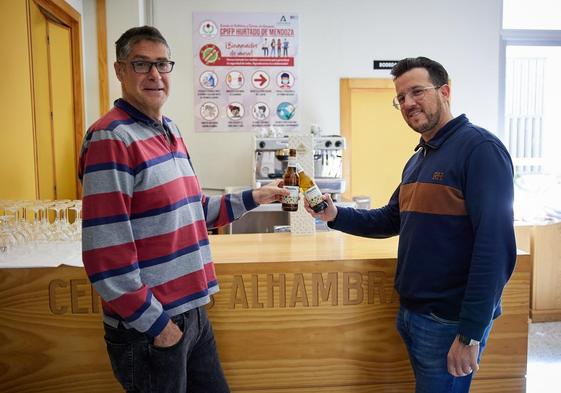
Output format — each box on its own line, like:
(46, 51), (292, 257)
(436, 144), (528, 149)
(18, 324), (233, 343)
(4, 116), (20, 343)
(48, 20), (77, 200)
(0, 0), (82, 201)
(29, 1), (77, 200)
(30, 0), (56, 199)
(0, 1), (37, 199)
(340, 79), (419, 207)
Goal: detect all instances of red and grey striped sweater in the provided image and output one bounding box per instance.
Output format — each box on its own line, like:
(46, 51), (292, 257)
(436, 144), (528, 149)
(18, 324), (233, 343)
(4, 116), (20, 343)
(79, 99), (257, 336)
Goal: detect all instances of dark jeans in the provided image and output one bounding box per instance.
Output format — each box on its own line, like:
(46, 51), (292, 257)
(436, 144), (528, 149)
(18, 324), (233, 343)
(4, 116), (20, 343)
(103, 306), (230, 393)
(396, 306), (493, 393)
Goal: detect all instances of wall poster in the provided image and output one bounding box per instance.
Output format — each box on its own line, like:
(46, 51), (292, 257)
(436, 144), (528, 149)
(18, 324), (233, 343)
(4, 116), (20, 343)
(193, 13), (299, 133)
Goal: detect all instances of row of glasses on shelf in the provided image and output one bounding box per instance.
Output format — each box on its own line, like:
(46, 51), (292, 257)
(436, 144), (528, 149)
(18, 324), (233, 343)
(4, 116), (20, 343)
(0, 199), (82, 255)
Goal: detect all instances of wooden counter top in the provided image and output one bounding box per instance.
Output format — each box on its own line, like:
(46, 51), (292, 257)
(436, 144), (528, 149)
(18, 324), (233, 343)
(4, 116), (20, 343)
(207, 231), (530, 393)
(0, 231), (530, 393)
(209, 231), (400, 264)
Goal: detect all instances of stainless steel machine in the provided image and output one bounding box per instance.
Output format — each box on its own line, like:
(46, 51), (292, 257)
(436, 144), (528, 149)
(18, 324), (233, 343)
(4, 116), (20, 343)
(227, 136), (347, 234)
(253, 135), (346, 200)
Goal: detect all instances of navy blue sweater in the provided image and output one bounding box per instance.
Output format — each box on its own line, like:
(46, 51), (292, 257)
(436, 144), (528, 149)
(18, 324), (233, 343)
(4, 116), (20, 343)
(330, 114), (516, 341)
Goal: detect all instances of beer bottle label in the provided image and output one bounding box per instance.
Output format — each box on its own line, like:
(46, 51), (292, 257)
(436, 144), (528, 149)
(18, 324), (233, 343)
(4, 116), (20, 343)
(304, 185), (323, 207)
(282, 186), (300, 204)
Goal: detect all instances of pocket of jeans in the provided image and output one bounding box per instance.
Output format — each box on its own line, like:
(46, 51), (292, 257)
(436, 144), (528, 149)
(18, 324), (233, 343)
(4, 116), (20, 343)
(428, 312), (460, 326)
(105, 340), (134, 391)
(150, 327), (187, 352)
(148, 322), (190, 390)
(149, 314), (188, 352)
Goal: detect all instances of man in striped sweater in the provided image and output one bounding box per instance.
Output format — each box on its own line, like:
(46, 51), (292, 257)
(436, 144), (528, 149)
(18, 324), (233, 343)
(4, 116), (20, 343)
(79, 26), (288, 393)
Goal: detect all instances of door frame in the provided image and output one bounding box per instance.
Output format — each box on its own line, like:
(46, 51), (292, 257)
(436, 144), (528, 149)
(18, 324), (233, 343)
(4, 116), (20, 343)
(96, 0), (109, 114)
(340, 78), (395, 200)
(28, 0), (84, 198)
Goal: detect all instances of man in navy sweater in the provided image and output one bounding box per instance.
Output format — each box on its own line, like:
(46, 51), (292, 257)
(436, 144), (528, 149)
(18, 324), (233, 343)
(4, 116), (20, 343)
(306, 57), (516, 393)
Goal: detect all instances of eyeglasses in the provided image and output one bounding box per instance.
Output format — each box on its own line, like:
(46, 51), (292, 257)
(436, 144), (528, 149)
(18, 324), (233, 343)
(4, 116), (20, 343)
(392, 85), (441, 110)
(120, 60), (175, 74)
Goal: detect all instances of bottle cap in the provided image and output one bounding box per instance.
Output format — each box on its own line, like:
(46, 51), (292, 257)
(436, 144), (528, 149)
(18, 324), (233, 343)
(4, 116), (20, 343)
(275, 149), (290, 160)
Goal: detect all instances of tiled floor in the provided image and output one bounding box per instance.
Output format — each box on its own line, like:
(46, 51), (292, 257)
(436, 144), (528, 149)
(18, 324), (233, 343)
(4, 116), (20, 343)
(527, 321), (561, 393)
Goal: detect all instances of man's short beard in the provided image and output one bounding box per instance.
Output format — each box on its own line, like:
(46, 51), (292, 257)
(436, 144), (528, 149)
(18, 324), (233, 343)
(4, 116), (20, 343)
(412, 101), (442, 134)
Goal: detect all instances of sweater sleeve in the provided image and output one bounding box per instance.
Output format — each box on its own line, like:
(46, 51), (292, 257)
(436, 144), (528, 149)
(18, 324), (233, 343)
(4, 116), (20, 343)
(328, 186), (401, 238)
(79, 129), (169, 337)
(459, 141), (517, 341)
(202, 190), (258, 229)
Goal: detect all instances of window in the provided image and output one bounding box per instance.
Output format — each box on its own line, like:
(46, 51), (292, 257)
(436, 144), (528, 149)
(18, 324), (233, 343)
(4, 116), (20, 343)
(501, 1), (561, 176)
(502, 1), (561, 224)
(504, 46), (561, 175)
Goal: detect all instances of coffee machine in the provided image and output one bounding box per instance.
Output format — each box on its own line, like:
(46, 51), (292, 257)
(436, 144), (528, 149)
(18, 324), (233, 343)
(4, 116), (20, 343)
(253, 135), (346, 200)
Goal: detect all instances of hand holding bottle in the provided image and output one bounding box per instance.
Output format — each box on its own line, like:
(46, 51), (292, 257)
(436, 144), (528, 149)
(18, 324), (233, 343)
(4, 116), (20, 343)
(294, 163), (328, 213)
(281, 149), (300, 211)
(303, 193), (338, 222)
(253, 179), (290, 204)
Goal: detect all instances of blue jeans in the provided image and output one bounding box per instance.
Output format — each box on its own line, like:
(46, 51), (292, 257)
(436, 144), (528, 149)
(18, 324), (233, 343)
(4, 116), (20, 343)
(396, 306), (493, 393)
(103, 306), (229, 393)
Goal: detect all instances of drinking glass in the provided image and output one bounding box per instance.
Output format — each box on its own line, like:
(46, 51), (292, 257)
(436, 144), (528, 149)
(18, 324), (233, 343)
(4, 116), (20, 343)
(68, 200), (82, 240)
(0, 215), (17, 255)
(3, 201), (30, 247)
(47, 201), (66, 241)
(29, 200), (50, 243)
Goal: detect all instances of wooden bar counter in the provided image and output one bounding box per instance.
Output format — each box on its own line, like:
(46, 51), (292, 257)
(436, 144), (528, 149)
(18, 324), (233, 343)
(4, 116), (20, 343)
(514, 221), (561, 322)
(0, 232), (530, 392)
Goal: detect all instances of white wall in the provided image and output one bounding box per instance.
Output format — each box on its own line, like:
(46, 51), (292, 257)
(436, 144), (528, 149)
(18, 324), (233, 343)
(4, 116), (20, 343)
(100, 0), (502, 190)
(65, 0), (82, 15)
(81, 0), (146, 126)
(106, 0), (146, 103)
(82, 0), (98, 128)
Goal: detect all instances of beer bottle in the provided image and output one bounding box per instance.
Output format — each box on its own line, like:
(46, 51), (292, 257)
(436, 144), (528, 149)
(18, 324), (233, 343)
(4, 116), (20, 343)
(281, 149), (299, 211)
(295, 163), (328, 213)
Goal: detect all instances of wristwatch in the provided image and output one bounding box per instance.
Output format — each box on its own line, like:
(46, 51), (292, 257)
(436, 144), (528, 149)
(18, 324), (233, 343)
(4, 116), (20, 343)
(458, 334), (480, 346)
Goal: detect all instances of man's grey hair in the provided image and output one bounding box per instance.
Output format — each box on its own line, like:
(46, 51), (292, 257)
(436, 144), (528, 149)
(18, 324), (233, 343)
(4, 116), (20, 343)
(115, 25), (170, 60)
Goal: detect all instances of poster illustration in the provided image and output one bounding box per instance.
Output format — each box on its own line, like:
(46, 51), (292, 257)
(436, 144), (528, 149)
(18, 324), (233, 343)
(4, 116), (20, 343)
(193, 13), (299, 133)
